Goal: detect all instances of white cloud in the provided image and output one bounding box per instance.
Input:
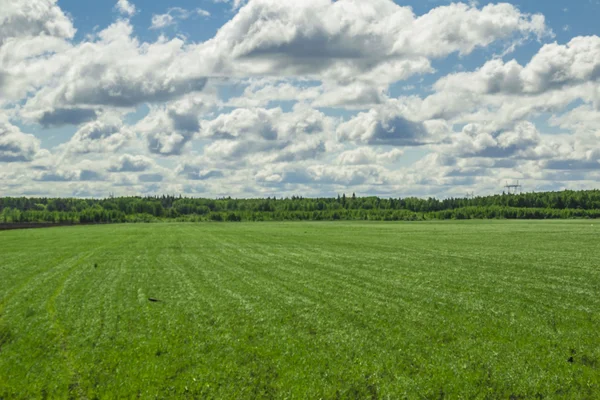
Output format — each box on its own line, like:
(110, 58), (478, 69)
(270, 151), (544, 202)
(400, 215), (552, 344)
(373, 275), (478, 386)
(180, 105), (335, 176)
(20, 21), (208, 123)
(375, 36), (600, 135)
(135, 94), (212, 155)
(312, 81), (390, 109)
(193, 0), (548, 85)
(0, 115), (41, 162)
(337, 101), (444, 146)
(0, 0), (75, 46)
(434, 36), (600, 95)
(115, 0), (136, 17)
(109, 154), (154, 172)
(33, 159), (107, 182)
(549, 105), (600, 135)
(337, 148), (404, 165)
(62, 114), (132, 155)
(177, 161), (225, 181)
(213, 0), (248, 11)
(200, 105), (332, 142)
(3, 0), (600, 198)
(0, 0), (75, 105)
(4, 1), (552, 119)
(226, 79), (321, 108)
(150, 14), (176, 30)
(442, 121), (541, 159)
(151, 7), (210, 30)
(254, 162), (390, 188)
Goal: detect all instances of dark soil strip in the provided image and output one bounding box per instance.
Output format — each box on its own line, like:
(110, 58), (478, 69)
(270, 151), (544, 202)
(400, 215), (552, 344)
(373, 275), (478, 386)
(0, 223), (104, 231)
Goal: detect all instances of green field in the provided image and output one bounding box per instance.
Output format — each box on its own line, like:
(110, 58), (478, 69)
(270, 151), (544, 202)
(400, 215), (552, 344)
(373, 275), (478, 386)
(1, 222), (599, 399)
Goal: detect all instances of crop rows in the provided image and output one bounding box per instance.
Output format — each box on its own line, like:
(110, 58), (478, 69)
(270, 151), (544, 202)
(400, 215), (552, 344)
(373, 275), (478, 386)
(0, 221), (599, 398)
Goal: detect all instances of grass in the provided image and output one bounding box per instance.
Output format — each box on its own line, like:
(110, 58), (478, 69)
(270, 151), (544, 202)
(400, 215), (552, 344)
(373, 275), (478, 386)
(0, 221), (599, 399)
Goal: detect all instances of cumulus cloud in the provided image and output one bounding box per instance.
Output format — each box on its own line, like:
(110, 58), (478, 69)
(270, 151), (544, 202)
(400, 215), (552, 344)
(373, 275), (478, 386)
(410, 117), (600, 189)
(385, 37), (600, 134)
(115, 0), (136, 17)
(0, 0), (75, 46)
(177, 161), (225, 180)
(0, 0), (75, 105)
(135, 94), (211, 155)
(3, 0), (551, 117)
(20, 20), (208, 121)
(0, 117), (41, 162)
(201, 108), (282, 141)
(529, 136), (600, 171)
(63, 115), (132, 155)
(337, 148), (404, 165)
(213, 0), (247, 11)
(196, 0), (548, 85)
(109, 154), (153, 172)
(201, 106), (331, 141)
(549, 105), (600, 135)
(3, 0), (600, 198)
(34, 160), (106, 182)
(267, 139), (327, 163)
(150, 7), (210, 30)
(310, 164), (390, 186)
(434, 36), (600, 95)
(226, 79), (321, 108)
(197, 106), (333, 166)
(202, 139), (287, 163)
(337, 101), (443, 146)
(203, 137), (327, 167)
(443, 121), (541, 159)
(255, 163), (391, 188)
(312, 81), (389, 109)
(34, 169), (104, 182)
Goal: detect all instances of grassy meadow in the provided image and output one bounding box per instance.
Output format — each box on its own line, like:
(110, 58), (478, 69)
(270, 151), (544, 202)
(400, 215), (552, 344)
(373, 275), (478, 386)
(0, 221), (599, 399)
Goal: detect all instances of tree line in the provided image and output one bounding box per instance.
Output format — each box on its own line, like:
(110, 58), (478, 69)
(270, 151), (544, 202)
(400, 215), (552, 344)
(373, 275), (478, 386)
(1, 190), (600, 224)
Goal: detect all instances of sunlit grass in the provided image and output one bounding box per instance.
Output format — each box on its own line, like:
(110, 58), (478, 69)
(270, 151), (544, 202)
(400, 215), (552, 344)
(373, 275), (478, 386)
(0, 221), (598, 398)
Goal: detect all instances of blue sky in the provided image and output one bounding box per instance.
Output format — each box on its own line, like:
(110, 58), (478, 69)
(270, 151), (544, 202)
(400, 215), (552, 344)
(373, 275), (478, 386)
(1, 0), (599, 198)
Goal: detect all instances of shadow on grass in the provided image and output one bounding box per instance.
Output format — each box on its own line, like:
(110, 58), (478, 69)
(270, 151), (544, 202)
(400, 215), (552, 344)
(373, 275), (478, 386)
(0, 324), (12, 351)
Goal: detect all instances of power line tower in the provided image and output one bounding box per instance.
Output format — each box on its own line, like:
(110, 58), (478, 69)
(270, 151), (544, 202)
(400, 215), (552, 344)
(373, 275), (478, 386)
(466, 191), (475, 199)
(504, 180), (522, 195)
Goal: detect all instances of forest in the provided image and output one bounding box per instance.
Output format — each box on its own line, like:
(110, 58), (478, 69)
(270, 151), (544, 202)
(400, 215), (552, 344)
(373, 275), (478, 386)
(1, 189), (600, 225)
